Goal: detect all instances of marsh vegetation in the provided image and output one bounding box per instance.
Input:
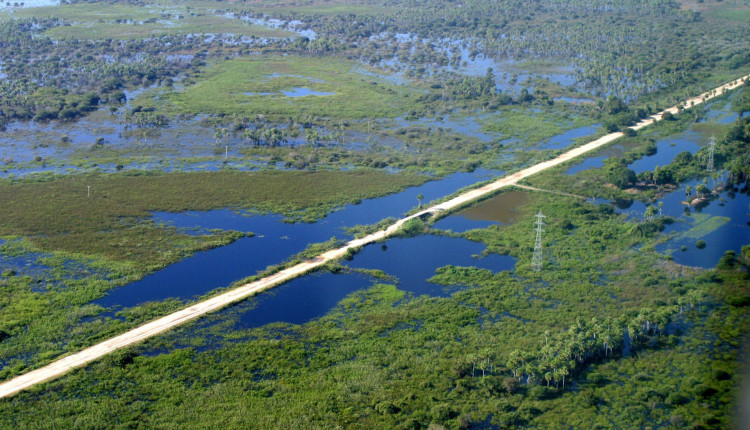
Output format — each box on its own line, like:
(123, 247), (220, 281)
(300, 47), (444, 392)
(0, 0), (748, 428)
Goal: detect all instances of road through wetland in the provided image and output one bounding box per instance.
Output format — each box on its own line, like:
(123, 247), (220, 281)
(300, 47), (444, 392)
(0, 74), (748, 399)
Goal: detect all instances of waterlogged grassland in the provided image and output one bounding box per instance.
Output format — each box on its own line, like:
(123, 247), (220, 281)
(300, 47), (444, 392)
(11, 2), (158, 20)
(0, 102), (748, 428)
(0, 170), (427, 266)
(679, 214), (731, 240)
(1, 186), (745, 428)
(479, 107), (595, 144)
(13, 2), (295, 39)
(46, 14), (294, 40)
(0, 168), (427, 378)
(0, 239), (156, 380)
(0, 2), (746, 426)
(143, 56), (418, 120)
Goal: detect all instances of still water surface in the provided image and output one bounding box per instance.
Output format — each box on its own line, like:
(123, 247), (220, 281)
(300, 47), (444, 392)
(95, 169), (502, 308)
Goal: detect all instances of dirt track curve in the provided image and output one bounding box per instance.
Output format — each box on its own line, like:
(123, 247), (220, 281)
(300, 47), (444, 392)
(1, 74), (747, 399)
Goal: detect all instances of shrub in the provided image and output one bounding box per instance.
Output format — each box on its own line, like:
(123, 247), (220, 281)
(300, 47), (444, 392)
(397, 217), (427, 237)
(606, 165), (637, 188)
(665, 392), (689, 406)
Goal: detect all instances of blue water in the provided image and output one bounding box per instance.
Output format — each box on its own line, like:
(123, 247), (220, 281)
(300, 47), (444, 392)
(0, 239), (108, 293)
(282, 87), (335, 97)
(628, 129), (703, 174)
(229, 234), (517, 328)
(94, 168), (502, 308)
(536, 124), (600, 150)
(149, 234), (517, 348)
(112, 227), (516, 335)
(602, 176), (749, 268)
(148, 232), (517, 341)
(714, 111), (750, 125)
(655, 181), (749, 268)
(233, 271), (374, 329)
(0, 246), (51, 284)
(348, 235), (516, 297)
(563, 93), (742, 177)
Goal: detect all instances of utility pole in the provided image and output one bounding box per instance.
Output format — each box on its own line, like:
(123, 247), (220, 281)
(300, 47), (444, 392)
(87, 185), (90, 198)
(706, 135), (716, 173)
(531, 210), (546, 272)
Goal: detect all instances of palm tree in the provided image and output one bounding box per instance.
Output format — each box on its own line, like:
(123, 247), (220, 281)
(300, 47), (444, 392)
(644, 205), (657, 221)
(417, 194), (424, 208)
(696, 183), (709, 199)
(507, 349), (523, 380)
(466, 353), (477, 377)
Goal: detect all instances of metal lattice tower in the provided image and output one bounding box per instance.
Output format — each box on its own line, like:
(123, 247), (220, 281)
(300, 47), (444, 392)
(531, 210), (546, 272)
(706, 135), (716, 173)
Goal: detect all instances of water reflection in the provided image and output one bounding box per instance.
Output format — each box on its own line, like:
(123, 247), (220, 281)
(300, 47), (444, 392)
(348, 235), (517, 297)
(232, 271), (374, 329)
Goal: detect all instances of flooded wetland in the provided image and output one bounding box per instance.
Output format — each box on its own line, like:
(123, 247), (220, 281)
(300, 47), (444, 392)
(0, 0), (749, 428)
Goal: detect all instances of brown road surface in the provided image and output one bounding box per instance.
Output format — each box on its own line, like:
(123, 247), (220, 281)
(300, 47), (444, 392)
(0, 74), (747, 400)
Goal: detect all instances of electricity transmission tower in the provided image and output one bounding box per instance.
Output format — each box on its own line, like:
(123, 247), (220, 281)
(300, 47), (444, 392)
(706, 135), (716, 173)
(531, 210), (546, 272)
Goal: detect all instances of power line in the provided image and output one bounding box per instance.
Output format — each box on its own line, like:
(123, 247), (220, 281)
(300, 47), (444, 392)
(531, 210), (546, 272)
(706, 135), (716, 173)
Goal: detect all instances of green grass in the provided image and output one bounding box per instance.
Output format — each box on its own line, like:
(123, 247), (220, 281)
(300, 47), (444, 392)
(141, 55), (418, 120)
(680, 215), (730, 239)
(505, 58), (573, 74)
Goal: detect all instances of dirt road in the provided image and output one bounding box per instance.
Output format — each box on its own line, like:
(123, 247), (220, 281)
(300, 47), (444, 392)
(0, 74), (747, 399)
